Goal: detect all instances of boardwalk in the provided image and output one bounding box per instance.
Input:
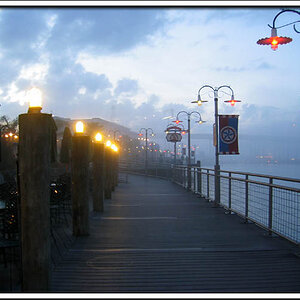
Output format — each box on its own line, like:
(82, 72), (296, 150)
(51, 174), (300, 293)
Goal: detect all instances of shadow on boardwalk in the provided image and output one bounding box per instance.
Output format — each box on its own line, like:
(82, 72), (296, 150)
(51, 174), (300, 293)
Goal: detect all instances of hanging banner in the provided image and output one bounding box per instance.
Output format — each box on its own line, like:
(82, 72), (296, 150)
(219, 115), (239, 155)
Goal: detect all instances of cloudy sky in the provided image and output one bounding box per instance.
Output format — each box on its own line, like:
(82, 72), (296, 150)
(0, 3), (300, 143)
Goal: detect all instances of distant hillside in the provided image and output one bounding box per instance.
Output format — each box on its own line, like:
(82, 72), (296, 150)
(53, 116), (137, 139)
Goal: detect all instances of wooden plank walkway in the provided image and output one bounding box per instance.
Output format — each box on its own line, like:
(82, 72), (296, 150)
(51, 174), (300, 293)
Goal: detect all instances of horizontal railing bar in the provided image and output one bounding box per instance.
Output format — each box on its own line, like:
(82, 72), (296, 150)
(217, 174), (300, 193)
(219, 169), (300, 183)
(186, 166), (300, 183)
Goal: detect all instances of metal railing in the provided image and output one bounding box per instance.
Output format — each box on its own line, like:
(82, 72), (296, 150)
(119, 159), (172, 180)
(172, 165), (300, 245)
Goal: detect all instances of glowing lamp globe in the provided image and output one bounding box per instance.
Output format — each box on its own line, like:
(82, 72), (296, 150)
(111, 144), (118, 152)
(224, 95), (241, 107)
(257, 28), (292, 51)
(191, 99), (208, 106)
(173, 120), (182, 124)
(106, 140), (112, 147)
(95, 132), (102, 142)
(27, 87), (43, 113)
(75, 121), (84, 134)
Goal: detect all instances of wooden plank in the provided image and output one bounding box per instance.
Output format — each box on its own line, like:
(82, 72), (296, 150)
(51, 174), (300, 293)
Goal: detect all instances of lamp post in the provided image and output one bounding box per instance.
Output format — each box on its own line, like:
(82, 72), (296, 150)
(194, 85), (241, 205)
(257, 9), (300, 50)
(138, 127), (154, 175)
(165, 122), (185, 165)
(113, 129), (121, 141)
(175, 111), (205, 190)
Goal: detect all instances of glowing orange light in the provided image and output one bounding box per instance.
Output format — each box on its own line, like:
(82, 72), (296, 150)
(271, 37), (279, 50)
(257, 27), (292, 51)
(95, 132), (102, 142)
(111, 144), (118, 152)
(225, 99), (241, 106)
(27, 87), (43, 113)
(75, 121), (84, 134)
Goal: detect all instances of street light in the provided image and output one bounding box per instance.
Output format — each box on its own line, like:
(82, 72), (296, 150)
(139, 127), (154, 175)
(175, 111), (205, 189)
(165, 122), (185, 165)
(112, 129), (121, 141)
(193, 85), (241, 205)
(257, 9), (300, 50)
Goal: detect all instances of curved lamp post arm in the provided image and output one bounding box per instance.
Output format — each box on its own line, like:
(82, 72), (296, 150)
(268, 9), (300, 33)
(217, 85), (235, 99)
(198, 85), (214, 96)
(139, 128), (147, 136)
(147, 128), (154, 135)
(197, 85), (215, 101)
(190, 111), (205, 123)
(176, 111), (189, 120)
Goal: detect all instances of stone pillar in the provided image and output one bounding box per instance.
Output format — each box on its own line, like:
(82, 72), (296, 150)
(19, 112), (55, 291)
(71, 134), (90, 236)
(92, 142), (105, 212)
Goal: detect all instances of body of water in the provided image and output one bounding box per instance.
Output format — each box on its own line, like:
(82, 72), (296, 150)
(202, 162), (300, 180)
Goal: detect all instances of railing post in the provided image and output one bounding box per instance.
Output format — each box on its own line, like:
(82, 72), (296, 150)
(207, 169), (210, 200)
(228, 172), (232, 211)
(187, 165), (191, 190)
(245, 174), (249, 223)
(197, 168), (202, 195)
(193, 168), (196, 192)
(268, 178), (273, 235)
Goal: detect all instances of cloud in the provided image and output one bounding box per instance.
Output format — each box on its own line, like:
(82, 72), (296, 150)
(256, 62), (274, 70)
(114, 78), (139, 97)
(45, 8), (166, 55)
(0, 5), (299, 159)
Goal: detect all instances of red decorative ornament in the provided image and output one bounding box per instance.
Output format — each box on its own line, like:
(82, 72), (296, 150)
(257, 28), (293, 50)
(224, 99), (241, 107)
(173, 120), (182, 124)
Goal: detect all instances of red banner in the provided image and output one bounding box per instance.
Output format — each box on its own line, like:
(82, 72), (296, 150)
(219, 115), (239, 155)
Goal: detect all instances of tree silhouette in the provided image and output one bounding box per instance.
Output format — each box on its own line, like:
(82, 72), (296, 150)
(60, 126), (72, 164)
